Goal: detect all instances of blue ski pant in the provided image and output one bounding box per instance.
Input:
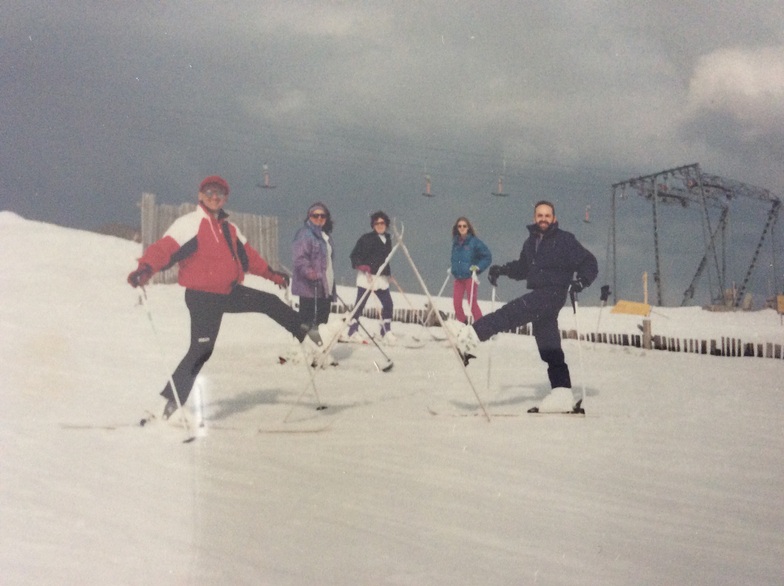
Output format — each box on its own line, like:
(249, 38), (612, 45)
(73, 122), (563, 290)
(348, 287), (394, 334)
(473, 287), (571, 389)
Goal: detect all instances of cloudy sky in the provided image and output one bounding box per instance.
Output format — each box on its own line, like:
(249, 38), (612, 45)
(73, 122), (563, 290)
(2, 1), (783, 305)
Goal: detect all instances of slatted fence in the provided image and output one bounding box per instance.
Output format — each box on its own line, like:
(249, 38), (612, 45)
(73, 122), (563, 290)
(330, 300), (784, 360)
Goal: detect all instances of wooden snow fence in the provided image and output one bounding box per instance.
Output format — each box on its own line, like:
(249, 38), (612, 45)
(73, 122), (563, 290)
(563, 329), (783, 359)
(139, 192), (279, 285)
(561, 298), (784, 360)
(331, 296), (784, 361)
(331, 300), (446, 329)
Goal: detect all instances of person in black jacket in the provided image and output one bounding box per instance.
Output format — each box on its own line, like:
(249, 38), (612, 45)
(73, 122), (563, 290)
(345, 211), (395, 342)
(455, 200), (598, 390)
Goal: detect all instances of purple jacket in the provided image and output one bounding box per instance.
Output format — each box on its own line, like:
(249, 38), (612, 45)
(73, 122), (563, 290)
(291, 221), (335, 299)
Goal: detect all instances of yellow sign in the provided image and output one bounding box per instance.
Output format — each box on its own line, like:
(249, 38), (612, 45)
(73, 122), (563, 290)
(611, 300), (652, 316)
(777, 295), (784, 314)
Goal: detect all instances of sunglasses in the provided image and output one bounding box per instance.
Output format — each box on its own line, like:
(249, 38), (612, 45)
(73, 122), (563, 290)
(457, 224), (468, 228)
(373, 220), (387, 226)
(310, 212), (327, 219)
(203, 188), (227, 198)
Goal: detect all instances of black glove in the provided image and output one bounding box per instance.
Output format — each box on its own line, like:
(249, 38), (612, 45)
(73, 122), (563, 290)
(488, 264), (506, 287)
(268, 269), (290, 289)
(127, 264), (153, 288)
(600, 285), (611, 302)
(570, 278), (587, 293)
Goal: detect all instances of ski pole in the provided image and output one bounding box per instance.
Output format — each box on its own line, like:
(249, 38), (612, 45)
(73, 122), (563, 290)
(393, 227), (490, 421)
(389, 275), (419, 312)
(421, 268), (452, 325)
(312, 283), (320, 327)
(437, 268), (452, 297)
(569, 286), (587, 413)
(389, 275), (442, 340)
(486, 285), (497, 392)
(274, 272), (325, 420)
(283, 340), (326, 422)
(278, 264), (294, 308)
(594, 285), (611, 347)
(467, 268), (479, 324)
(311, 226), (404, 368)
(138, 287), (193, 441)
(198, 381), (206, 428)
(336, 293), (393, 371)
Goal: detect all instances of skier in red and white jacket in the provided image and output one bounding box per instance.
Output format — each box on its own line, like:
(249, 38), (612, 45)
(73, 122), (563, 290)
(127, 175), (321, 420)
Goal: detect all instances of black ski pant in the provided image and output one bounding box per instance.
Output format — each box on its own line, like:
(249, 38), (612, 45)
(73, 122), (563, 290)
(161, 285), (306, 405)
(472, 287), (571, 389)
(298, 296), (332, 329)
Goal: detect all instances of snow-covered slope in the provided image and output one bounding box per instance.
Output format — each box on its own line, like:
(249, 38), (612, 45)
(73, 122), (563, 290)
(1, 212), (782, 585)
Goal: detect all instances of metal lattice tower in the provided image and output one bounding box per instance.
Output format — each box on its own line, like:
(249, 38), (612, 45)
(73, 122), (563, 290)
(609, 163), (781, 307)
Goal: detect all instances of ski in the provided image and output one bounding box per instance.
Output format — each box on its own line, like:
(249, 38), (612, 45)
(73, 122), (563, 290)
(427, 408), (524, 418)
(60, 409), (168, 430)
(61, 416), (332, 435)
(371, 333), (426, 350)
(403, 336), (428, 348)
(350, 336), (394, 371)
(139, 412), (198, 442)
(332, 293), (396, 372)
(526, 409), (586, 417)
(429, 410), (589, 418)
(337, 337), (369, 344)
(279, 353), (391, 373)
(139, 410), (189, 429)
(528, 399), (586, 415)
(201, 421), (333, 434)
(278, 355), (339, 367)
(60, 423), (142, 431)
(60, 418), (197, 442)
(374, 360), (394, 372)
(428, 400), (588, 418)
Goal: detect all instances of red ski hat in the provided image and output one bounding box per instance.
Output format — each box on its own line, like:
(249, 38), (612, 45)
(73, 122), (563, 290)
(199, 175), (230, 195)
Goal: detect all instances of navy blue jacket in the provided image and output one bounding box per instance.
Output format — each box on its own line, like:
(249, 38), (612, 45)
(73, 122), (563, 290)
(350, 232), (392, 276)
(503, 222), (598, 290)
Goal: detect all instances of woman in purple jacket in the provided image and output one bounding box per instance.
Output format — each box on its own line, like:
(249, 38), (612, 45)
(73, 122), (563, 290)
(291, 202), (335, 328)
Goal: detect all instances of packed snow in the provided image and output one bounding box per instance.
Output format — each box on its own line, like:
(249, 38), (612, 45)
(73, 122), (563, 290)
(1, 211), (782, 585)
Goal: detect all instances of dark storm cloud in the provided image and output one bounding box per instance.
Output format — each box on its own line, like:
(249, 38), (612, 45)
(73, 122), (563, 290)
(2, 1), (783, 304)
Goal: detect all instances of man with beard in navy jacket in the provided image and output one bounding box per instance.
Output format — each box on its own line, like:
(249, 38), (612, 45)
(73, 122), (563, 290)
(455, 200), (598, 393)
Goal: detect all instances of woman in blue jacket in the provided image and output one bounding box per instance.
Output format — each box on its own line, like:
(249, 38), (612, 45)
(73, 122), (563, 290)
(450, 217), (492, 323)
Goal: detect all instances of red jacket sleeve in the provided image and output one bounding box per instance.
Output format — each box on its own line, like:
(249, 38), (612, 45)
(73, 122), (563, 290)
(137, 235), (181, 273)
(243, 243), (277, 281)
